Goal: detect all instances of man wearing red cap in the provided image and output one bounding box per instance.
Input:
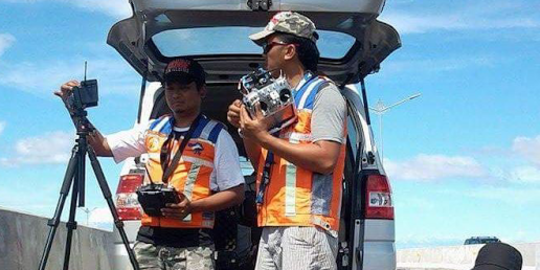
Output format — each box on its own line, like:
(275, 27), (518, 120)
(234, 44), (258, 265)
(56, 57), (245, 270)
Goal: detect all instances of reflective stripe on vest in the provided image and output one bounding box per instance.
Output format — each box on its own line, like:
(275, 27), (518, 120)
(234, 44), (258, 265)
(282, 76), (330, 215)
(285, 162), (297, 216)
(175, 117), (222, 222)
(297, 77), (328, 109)
(182, 162), (201, 222)
(150, 116), (172, 132)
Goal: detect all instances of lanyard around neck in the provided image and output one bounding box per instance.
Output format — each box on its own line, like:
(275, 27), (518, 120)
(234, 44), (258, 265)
(159, 114), (202, 184)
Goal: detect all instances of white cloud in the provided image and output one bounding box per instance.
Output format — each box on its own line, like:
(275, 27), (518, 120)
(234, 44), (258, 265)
(380, 1), (540, 34)
(512, 135), (540, 166)
(385, 154), (488, 181)
(67, 0), (132, 19)
(382, 57), (496, 75)
(502, 230), (533, 244)
(393, 196), (435, 211)
(0, 0), (132, 18)
(88, 207), (114, 223)
(0, 57), (140, 96)
(381, 13), (540, 35)
(87, 207), (114, 230)
(464, 186), (540, 205)
(0, 33), (15, 57)
(0, 121), (5, 136)
(509, 166), (540, 184)
(467, 135), (540, 185)
(396, 233), (464, 248)
(0, 131), (74, 166)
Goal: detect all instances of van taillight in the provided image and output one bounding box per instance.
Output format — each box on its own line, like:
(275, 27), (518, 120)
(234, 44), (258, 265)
(115, 174), (143, 221)
(365, 174), (394, 220)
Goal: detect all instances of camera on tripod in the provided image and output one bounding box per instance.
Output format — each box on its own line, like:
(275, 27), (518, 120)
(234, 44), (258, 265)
(63, 62), (98, 112)
(40, 63), (140, 270)
(239, 68), (297, 133)
(67, 79), (98, 111)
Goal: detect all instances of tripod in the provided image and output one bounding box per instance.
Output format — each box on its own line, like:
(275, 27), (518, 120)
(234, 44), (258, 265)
(38, 109), (140, 270)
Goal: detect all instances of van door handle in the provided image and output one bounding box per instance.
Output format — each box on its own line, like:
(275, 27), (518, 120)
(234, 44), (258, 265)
(356, 248), (363, 264)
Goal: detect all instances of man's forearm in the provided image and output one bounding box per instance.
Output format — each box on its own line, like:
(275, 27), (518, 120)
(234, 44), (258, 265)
(190, 185), (244, 213)
(257, 133), (341, 175)
(87, 128), (113, 157)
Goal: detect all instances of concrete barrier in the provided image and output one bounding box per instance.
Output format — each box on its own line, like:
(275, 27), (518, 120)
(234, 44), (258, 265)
(397, 242), (540, 270)
(2, 206), (538, 270)
(0, 207), (114, 270)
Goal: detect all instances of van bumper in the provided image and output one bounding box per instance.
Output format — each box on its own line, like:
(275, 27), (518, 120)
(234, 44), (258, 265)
(362, 219), (396, 270)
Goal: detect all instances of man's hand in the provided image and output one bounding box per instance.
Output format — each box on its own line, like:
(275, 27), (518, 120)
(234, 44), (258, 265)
(53, 80), (114, 157)
(162, 195), (192, 221)
(239, 104), (271, 143)
(227, 99), (243, 128)
(54, 80), (80, 101)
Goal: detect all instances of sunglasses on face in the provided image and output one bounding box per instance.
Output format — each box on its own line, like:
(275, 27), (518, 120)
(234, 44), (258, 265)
(262, 41), (299, 54)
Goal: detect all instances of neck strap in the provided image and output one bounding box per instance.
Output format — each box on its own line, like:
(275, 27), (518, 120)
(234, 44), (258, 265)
(159, 114), (202, 184)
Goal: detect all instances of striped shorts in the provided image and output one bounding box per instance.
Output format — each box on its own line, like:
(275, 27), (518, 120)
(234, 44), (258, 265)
(255, 226), (338, 270)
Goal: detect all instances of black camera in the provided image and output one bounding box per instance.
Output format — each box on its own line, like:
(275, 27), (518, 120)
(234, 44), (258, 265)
(67, 79), (98, 111)
(136, 184), (182, 217)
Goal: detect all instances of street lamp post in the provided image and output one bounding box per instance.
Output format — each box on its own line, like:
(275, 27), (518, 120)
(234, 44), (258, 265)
(80, 207), (98, 226)
(369, 93), (421, 163)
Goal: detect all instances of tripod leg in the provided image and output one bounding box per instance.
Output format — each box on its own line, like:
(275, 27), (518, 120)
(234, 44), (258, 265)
(39, 146), (79, 270)
(77, 136), (86, 207)
(62, 169), (80, 270)
(87, 147), (141, 270)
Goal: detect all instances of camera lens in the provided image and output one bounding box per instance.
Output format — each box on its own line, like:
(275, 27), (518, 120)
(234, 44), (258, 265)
(259, 102), (268, 113)
(280, 89), (291, 102)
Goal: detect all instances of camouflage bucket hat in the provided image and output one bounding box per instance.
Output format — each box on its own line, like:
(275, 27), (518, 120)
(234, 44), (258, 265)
(249, 11), (319, 46)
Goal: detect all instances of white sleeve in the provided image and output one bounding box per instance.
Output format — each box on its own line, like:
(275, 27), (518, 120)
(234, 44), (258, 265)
(105, 122), (151, 163)
(209, 130), (245, 192)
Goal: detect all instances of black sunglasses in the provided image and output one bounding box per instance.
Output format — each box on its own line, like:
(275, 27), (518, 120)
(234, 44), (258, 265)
(262, 41), (299, 54)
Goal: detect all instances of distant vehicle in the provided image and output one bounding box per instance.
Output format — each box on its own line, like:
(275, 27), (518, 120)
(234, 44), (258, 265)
(107, 0), (401, 270)
(464, 236), (501, 245)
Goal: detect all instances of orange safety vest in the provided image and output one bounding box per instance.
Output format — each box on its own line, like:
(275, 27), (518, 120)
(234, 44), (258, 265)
(256, 73), (346, 237)
(141, 114), (225, 229)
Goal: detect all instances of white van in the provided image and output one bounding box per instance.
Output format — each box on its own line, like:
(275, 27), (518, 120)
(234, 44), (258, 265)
(107, 1), (400, 269)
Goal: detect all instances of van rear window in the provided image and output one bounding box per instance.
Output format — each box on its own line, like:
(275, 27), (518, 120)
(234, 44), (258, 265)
(152, 27), (355, 60)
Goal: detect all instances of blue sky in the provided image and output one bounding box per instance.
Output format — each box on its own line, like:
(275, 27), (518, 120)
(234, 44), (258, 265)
(0, 0), (539, 249)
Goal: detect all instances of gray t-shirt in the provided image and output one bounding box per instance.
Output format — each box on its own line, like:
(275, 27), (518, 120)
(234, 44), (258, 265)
(311, 83), (347, 144)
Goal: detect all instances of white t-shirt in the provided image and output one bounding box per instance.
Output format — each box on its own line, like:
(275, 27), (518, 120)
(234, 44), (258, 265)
(105, 120), (245, 192)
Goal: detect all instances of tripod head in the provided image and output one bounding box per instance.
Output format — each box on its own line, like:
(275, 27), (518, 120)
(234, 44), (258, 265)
(70, 109), (94, 136)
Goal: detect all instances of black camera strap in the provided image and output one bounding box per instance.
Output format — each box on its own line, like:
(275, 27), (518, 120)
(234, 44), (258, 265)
(160, 114), (202, 184)
(255, 151), (274, 204)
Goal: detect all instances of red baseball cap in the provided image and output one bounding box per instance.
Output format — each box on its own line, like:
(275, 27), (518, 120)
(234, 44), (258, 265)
(163, 58), (206, 85)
